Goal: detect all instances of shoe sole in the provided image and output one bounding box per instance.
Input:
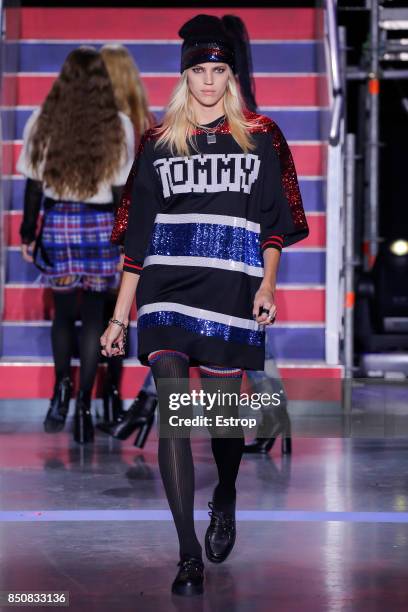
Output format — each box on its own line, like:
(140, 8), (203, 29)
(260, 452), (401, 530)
(44, 421), (65, 434)
(171, 583), (204, 596)
(204, 532), (236, 564)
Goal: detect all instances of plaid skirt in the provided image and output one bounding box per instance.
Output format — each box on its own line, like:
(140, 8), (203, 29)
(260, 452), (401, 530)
(36, 200), (120, 292)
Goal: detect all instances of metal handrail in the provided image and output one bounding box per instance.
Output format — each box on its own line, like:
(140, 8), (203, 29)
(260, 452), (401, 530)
(326, 0), (344, 145)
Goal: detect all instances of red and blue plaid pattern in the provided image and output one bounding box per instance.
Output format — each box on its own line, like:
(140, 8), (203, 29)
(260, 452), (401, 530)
(39, 201), (120, 291)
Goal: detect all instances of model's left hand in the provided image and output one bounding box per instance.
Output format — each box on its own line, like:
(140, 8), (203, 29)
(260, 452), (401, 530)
(252, 286), (277, 326)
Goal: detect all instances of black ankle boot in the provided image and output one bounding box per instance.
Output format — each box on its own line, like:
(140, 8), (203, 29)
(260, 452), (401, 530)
(73, 390), (94, 444)
(171, 556), (204, 596)
(97, 382), (125, 432)
(44, 377), (72, 433)
(205, 500), (236, 564)
(244, 405), (292, 455)
(103, 390), (157, 442)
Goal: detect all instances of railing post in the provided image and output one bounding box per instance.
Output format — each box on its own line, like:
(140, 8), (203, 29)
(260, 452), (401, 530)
(325, 0), (346, 365)
(366, 0), (380, 267)
(344, 133), (356, 380)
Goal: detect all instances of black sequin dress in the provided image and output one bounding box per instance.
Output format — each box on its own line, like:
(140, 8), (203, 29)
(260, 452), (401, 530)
(112, 112), (309, 370)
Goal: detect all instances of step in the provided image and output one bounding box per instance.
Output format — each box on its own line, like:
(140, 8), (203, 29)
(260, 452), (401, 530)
(3, 176), (327, 213)
(2, 74), (330, 108)
(2, 108), (330, 142)
(3, 285), (326, 323)
(0, 359), (342, 400)
(1, 322), (326, 362)
(6, 41), (324, 74)
(3, 140), (326, 177)
(4, 210), (327, 250)
(5, 247), (326, 285)
(7, 8), (323, 41)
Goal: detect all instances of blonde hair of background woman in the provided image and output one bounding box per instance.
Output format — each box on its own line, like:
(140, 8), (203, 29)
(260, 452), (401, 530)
(156, 67), (259, 157)
(101, 44), (155, 139)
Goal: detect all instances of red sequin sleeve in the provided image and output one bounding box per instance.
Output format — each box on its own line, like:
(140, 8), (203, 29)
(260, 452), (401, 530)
(110, 129), (158, 245)
(118, 131), (163, 271)
(250, 114), (309, 249)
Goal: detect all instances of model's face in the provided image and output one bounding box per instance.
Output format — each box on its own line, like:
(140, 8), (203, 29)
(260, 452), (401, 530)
(187, 62), (229, 108)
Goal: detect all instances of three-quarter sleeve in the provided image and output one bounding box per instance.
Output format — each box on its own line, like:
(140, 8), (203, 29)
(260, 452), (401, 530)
(259, 122), (309, 252)
(20, 179), (43, 244)
(17, 108), (44, 244)
(122, 137), (163, 275)
(111, 113), (135, 186)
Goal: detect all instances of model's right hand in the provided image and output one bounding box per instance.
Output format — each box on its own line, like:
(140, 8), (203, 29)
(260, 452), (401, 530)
(116, 253), (125, 271)
(100, 321), (127, 357)
(21, 241), (36, 263)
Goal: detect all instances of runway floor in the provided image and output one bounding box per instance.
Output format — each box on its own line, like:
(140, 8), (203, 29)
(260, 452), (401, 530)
(1, 383), (408, 612)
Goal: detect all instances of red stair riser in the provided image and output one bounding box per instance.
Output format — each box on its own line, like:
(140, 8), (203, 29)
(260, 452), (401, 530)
(3, 286), (325, 323)
(0, 363), (342, 400)
(3, 74), (329, 108)
(8, 8), (323, 41)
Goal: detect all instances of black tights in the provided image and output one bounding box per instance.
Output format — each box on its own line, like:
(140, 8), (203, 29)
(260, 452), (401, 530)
(148, 350), (244, 559)
(51, 289), (108, 395)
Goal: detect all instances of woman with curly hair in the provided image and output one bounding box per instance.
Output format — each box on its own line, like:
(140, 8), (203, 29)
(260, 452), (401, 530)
(96, 44), (157, 430)
(18, 46), (135, 444)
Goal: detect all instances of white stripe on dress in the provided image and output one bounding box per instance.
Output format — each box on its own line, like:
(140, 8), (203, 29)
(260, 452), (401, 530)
(154, 213), (260, 234)
(137, 302), (262, 332)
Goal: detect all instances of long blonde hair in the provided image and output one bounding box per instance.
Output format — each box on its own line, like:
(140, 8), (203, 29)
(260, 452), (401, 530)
(156, 67), (259, 156)
(101, 44), (155, 139)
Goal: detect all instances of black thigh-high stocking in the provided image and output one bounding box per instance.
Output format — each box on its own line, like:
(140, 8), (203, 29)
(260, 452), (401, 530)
(199, 365), (245, 513)
(51, 290), (78, 381)
(148, 350), (202, 560)
(78, 290), (108, 396)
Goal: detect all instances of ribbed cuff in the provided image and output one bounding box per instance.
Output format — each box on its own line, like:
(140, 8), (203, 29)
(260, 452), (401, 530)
(123, 254), (143, 275)
(261, 234), (284, 253)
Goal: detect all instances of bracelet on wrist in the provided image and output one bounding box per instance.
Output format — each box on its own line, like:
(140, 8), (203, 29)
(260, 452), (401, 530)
(109, 318), (128, 330)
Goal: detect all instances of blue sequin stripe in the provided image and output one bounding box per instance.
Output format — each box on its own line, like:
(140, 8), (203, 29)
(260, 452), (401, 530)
(138, 302), (264, 347)
(145, 213), (263, 277)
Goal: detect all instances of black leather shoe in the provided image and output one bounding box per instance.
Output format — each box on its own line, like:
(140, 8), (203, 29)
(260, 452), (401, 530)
(44, 377), (72, 433)
(244, 435), (292, 455)
(73, 390), (94, 444)
(97, 382), (126, 432)
(244, 406), (292, 455)
(103, 382), (125, 424)
(205, 501), (236, 564)
(101, 390), (157, 442)
(171, 556), (204, 596)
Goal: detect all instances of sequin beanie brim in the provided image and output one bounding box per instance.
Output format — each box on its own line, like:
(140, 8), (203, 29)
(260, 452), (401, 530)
(178, 14), (235, 73)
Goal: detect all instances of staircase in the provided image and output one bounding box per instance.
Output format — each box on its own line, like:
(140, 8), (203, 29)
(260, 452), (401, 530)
(0, 6), (343, 398)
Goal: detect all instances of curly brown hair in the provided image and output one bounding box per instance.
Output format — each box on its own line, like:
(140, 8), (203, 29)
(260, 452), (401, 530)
(30, 46), (126, 199)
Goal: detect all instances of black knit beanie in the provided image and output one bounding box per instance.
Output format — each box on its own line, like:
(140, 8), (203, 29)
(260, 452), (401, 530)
(178, 14), (257, 112)
(179, 14), (235, 73)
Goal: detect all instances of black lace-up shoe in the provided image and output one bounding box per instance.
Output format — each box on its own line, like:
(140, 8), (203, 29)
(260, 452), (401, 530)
(171, 556), (204, 596)
(205, 501), (236, 563)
